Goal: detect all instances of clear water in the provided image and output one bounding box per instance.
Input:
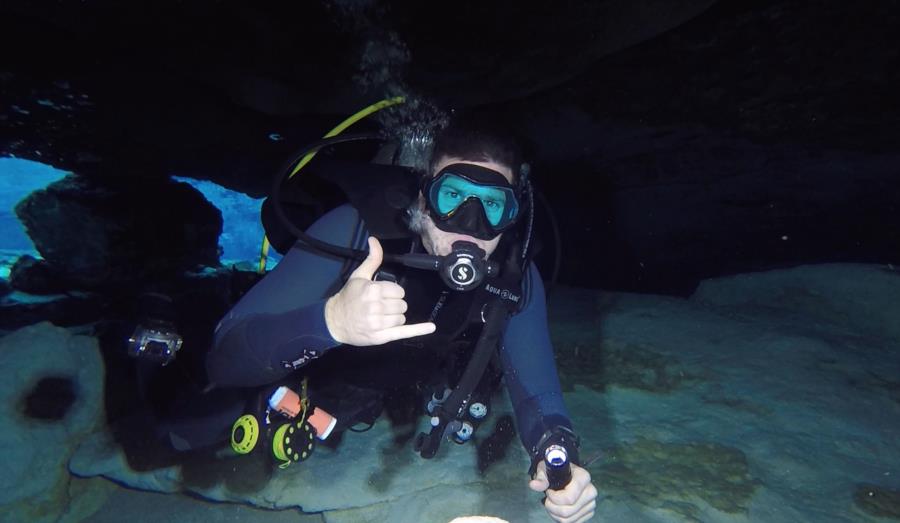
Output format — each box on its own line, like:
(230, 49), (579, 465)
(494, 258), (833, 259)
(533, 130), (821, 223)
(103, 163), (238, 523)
(0, 158), (281, 275)
(172, 176), (282, 270)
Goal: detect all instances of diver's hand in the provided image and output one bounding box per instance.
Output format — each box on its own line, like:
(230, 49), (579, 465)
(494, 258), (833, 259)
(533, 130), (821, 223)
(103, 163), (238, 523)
(529, 461), (598, 522)
(325, 236), (436, 346)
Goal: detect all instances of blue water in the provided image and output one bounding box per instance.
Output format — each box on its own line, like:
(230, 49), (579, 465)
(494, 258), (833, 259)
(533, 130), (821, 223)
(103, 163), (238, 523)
(0, 158), (280, 270)
(0, 158), (68, 254)
(172, 176), (282, 270)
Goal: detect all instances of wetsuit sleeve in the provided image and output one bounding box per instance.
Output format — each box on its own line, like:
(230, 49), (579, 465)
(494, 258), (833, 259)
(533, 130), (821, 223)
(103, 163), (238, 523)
(207, 204), (367, 387)
(499, 262), (576, 459)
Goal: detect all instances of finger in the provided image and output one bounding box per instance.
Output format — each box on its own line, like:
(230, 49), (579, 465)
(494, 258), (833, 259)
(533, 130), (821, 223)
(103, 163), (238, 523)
(546, 505), (595, 523)
(372, 280), (405, 299)
(529, 462), (550, 492)
(349, 237), (383, 281)
(379, 299), (408, 315)
(547, 467), (592, 506)
(565, 489), (598, 522)
(529, 478), (549, 492)
(543, 496), (587, 523)
(546, 482), (597, 519)
(557, 499), (596, 523)
(568, 502), (596, 523)
(373, 322), (436, 344)
(546, 481), (585, 507)
(379, 313), (406, 330)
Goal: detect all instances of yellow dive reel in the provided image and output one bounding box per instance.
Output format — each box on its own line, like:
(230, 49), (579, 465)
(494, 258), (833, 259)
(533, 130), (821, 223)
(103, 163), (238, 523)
(230, 377), (330, 469)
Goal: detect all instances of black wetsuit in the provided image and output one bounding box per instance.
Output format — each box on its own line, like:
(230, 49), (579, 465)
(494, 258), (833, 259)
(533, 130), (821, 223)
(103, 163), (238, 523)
(206, 203), (574, 457)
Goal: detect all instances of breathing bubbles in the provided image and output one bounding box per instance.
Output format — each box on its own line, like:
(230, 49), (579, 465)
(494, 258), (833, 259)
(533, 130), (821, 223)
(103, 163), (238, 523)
(323, 0), (448, 172)
(377, 98), (449, 172)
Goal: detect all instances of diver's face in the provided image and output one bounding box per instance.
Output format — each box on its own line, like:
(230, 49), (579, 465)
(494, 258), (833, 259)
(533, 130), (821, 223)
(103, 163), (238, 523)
(418, 156), (514, 258)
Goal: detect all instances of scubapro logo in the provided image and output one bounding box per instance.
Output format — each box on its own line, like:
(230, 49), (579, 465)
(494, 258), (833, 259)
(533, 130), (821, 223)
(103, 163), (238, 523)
(454, 265), (473, 283)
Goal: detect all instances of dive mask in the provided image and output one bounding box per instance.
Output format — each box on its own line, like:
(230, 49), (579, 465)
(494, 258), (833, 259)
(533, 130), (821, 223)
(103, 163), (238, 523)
(423, 163), (521, 240)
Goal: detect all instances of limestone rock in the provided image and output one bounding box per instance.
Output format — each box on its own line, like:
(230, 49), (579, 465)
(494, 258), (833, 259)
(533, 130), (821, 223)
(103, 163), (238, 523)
(14, 174), (222, 289)
(690, 263), (900, 342)
(9, 254), (69, 294)
(0, 322), (105, 522)
(854, 484), (900, 520)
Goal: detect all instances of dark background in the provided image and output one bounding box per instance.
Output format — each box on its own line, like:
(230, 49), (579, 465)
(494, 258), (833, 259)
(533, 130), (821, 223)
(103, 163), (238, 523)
(3, 0), (899, 295)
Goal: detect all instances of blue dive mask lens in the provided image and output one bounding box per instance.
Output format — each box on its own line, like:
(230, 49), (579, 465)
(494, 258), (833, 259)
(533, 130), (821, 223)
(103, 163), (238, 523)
(424, 165), (520, 233)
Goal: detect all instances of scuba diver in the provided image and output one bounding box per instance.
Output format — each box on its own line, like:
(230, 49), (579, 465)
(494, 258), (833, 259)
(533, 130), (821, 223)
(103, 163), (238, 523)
(199, 109), (598, 522)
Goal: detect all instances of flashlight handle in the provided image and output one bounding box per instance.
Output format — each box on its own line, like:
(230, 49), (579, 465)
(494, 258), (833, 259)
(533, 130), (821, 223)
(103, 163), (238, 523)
(540, 456), (572, 507)
(546, 459), (572, 491)
(543, 444), (573, 491)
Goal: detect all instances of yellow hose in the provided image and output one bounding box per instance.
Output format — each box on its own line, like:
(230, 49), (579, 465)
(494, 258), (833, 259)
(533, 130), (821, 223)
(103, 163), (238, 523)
(257, 96), (406, 274)
(257, 235), (271, 274)
(289, 95), (406, 178)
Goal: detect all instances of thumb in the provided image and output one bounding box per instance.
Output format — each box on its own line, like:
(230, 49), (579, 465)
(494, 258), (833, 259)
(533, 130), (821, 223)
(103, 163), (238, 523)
(349, 236), (383, 280)
(529, 461), (550, 492)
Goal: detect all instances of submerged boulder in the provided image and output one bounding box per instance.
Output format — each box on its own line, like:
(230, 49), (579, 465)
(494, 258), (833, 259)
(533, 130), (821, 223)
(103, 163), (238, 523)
(9, 254), (68, 294)
(14, 174), (222, 290)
